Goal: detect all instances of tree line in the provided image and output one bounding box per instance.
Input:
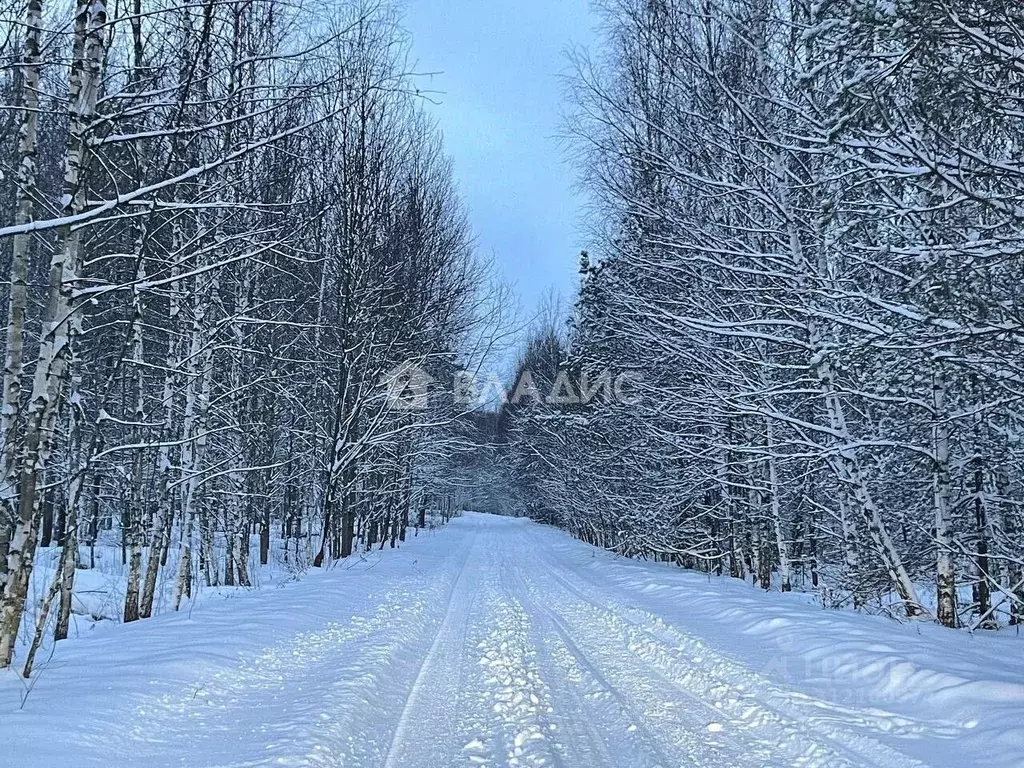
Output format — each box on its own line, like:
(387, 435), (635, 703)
(497, 0), (1024, 629)
(0, 0), (493, 674)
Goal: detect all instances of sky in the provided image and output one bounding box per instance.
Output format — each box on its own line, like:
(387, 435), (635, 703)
(401, 0), (597, 323)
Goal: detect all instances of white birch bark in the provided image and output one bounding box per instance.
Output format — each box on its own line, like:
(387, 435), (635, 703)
(0, 0), (108, 668)
(932, 358), (957, 627)
(776, 153), (923, 618)
(765, 415), (790, 592)
(0, 0), (44, 596)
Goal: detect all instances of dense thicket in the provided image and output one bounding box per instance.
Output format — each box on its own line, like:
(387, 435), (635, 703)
(0, 0), (490, 672)
(499, 0), (1024, 629)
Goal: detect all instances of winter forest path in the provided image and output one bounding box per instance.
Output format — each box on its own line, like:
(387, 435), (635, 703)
(2, 513), (1023, 767)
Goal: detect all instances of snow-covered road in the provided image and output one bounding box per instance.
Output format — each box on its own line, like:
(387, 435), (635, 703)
(3, 513), (1023, 767)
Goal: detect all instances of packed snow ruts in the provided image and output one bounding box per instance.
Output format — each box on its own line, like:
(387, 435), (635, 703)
(2, 513), (1022, 768)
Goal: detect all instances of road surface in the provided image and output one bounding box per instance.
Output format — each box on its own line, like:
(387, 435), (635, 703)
(3, 513), (1017, 767)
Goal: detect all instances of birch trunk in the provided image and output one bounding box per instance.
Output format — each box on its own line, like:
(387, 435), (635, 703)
(22, 547), (66, 679)
(972, 462), (996, 629)
(172, 270), (213, 609)
(123, 256), (149, 625)
(0, 0), (107, 669)
(765, 415), (791, 592)
(0, 0), (44, 597)
(776, 155), (922, 618)
(932, 360), (957, 627)
(54, 366), (85, 642)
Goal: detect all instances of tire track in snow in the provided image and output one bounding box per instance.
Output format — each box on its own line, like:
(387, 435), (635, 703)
(470, 570), (560, 768)
(379, 527), (483, 768)
(514, 555), (763, 768)
(533, 547), (938, 768)
(508, 563), (670, 768)
(96, 529), (478, 767)
(103, 580), (446, 767)
(12, 514), (987, 768)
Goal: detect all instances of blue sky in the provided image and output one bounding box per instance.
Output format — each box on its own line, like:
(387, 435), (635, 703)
(401, 0), (596, 321)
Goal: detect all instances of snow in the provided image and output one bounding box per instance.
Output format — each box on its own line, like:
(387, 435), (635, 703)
(19, 533), (305, 639)
(2, 512), (1023, 767)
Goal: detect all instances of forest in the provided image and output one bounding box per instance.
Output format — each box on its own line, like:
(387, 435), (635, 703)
(3, 2), (1024, 766)
(0, 0), (501, 675)
(2, 0), (1024, 691)
(496, 0), (1024, 630)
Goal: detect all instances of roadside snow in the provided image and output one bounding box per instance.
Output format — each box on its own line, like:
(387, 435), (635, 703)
(1, 513), (1022, 767)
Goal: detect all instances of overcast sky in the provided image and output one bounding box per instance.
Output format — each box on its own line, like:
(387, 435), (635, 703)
(401, 0), (596, 322)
